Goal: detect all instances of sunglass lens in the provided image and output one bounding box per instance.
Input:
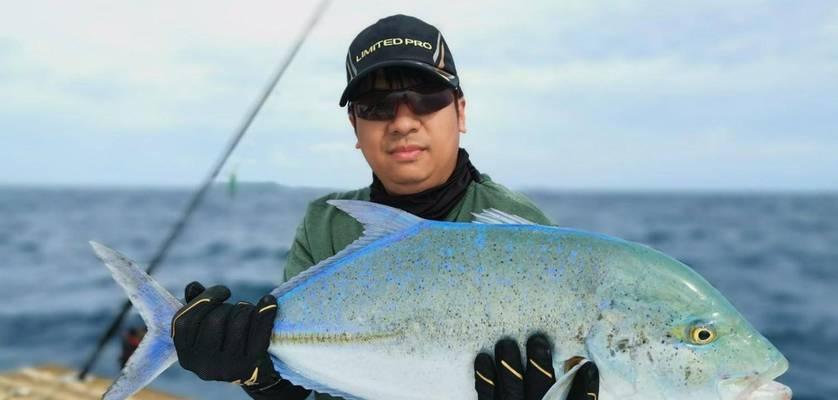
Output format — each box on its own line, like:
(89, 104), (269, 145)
(353, 97), (396, 121)
(352, 86), (455, 120)
(408, 90), (455, 115)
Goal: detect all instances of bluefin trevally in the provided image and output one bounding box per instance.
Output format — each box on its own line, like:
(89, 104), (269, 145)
(91, 200), (791, 399)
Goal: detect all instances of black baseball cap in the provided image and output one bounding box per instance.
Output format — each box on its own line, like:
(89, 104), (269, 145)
(339, 14), (460, 107)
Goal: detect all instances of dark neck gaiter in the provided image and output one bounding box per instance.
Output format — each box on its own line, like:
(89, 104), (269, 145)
(369, 148), (482, 220)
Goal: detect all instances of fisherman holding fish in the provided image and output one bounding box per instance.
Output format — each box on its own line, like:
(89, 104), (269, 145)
(171, 15), (599, 400)
(93, 11), (793, 395)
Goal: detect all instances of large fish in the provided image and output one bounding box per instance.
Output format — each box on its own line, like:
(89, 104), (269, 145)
(92, 200), (791, 400)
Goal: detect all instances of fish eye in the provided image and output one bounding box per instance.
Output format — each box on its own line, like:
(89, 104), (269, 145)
(690, 325), (717, 345)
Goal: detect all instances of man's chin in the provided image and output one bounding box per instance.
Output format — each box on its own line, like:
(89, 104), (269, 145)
(388, 174), (431, 186)
(376, 170), (436, 194)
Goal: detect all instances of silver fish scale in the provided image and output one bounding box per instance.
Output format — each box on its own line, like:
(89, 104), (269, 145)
(277, 224), (606, 344)
(270, 223), (615, 398)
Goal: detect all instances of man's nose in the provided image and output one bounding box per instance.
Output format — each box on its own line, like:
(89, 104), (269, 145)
(388, 101), (420, 135)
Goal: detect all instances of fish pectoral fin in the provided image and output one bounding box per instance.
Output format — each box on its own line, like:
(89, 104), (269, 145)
(541, 359), (592, 400)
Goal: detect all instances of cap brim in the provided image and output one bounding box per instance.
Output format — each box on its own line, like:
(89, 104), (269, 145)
(339, 59), (459, 107)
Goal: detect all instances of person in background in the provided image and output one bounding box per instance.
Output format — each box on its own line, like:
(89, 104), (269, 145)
(119, 326), (145, 368)
(170, 15), (599, 400)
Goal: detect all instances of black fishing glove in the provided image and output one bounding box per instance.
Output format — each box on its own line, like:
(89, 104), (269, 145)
(474, 334), (599, 400)
(172, 281), (310, 400)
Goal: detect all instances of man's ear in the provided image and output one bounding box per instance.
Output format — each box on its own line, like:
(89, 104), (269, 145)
(457, 96), (467, 134)
(348, 113), (361, 148)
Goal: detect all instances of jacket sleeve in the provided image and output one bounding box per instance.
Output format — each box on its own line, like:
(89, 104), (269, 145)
(511, 201), (552, 225)
(474, 178), (553, 226)
(499, 190), (553, 226)
(242, 215), (321, 400)
(283, 213), (317, 283)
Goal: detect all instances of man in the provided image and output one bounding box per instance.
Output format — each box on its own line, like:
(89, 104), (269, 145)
(171, 15), (599, 400)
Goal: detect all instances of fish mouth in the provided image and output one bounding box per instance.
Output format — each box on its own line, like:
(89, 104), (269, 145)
(717, 355), (792, 400)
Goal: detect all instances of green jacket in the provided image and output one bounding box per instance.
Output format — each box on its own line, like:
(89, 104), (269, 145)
(281, 174), (550, 400)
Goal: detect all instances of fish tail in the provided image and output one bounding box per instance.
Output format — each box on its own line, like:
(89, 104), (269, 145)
(89, 241), (183, 400)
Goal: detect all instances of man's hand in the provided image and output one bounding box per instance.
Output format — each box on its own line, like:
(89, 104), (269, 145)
(474, 334), (599, 400)
(172, 281), (310, 400)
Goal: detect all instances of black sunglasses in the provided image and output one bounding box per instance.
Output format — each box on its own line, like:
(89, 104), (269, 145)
(350, 85), (456, 121)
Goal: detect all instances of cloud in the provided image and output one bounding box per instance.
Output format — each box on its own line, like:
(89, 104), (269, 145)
(468, 56), (833, 96)
(0, 1), (835, 190)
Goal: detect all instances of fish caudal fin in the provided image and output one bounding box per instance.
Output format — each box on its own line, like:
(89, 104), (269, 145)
(90, 241), (183, 400)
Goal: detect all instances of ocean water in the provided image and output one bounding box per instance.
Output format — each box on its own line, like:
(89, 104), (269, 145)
(0, 185), (835, 399)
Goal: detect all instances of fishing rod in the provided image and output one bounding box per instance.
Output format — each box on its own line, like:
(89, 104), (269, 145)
(77, 0), (332, 380)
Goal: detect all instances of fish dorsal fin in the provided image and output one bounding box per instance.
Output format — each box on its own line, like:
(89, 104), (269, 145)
(328, 199), (424, 236)
(272, 200), (424, 299)
(471, 208), (536, 225)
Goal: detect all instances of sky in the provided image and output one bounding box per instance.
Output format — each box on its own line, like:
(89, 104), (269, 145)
(1, 0), (836, 191)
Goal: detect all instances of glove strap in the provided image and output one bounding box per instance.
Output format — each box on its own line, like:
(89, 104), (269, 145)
(232, 367), (261, 386)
